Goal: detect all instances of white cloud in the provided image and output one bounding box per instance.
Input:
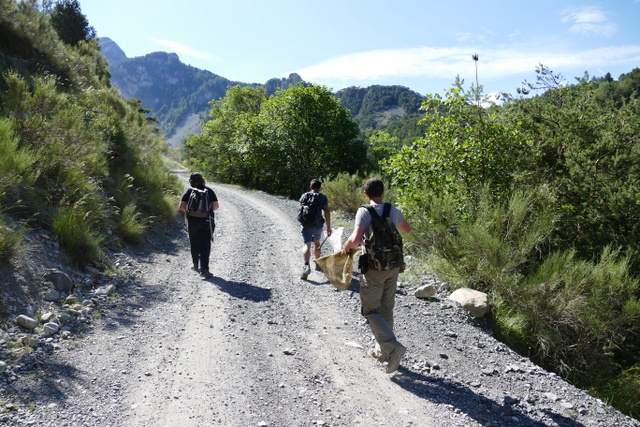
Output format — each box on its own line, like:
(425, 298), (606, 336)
(149, 38), (221, 62)
(294, 44), (640, 84)
(560, 6), (617, 36)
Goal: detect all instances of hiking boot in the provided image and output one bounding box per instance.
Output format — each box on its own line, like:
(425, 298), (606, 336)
(386, 345), (406, 374)
(300, 265), (311, 280)
(200, 270), (213, 279)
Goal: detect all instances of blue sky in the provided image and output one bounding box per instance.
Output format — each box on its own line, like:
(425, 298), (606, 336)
(80, 0), (640, 96)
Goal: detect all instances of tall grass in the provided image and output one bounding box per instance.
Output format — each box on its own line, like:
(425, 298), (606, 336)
(115, 203), (148, 244)
(52, 201), (104, 266)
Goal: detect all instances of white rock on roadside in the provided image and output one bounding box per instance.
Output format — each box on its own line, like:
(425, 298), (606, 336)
(448, 288), (489, 318)
(414, 284), (436, 299)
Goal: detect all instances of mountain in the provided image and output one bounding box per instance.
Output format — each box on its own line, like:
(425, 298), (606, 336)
(335, 85), (423, 126)
(100, 38), (425, 147)
(100, 38), (305, 147)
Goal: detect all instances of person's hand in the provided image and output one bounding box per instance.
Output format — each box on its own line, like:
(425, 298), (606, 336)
(327, 226), (332, 236)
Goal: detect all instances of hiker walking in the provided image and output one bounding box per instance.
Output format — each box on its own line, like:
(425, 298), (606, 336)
(343, 178), (411, 373)
(298, 179), (332, 280)
(179, 172), (219, 279)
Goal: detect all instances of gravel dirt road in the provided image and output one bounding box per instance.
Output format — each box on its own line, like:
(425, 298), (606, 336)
(3, 179), (639, 427)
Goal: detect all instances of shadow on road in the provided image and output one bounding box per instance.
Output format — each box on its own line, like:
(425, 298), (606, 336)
(208, 277), (272, 302)
(392, 367), (584, 427)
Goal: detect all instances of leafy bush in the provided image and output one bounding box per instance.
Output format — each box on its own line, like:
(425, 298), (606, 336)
(321, 173), (370, 214)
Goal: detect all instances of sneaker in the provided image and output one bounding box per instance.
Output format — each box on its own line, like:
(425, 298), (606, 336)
(300, 265), (311, 280)
(191, 265), (199, 273)
(200, 270), (213, 279)
(386, 345), (406, 374)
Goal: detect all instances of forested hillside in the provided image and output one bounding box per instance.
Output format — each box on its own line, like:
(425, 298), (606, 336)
(0, 0), (179, 267)
(101, 37), (306, 146)
(101, 37), (426, 148)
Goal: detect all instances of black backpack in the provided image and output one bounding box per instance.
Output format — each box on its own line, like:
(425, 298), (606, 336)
(297, 192), (324, 227)
(186, 187), (210, 218)
(362, 203), (404, 271)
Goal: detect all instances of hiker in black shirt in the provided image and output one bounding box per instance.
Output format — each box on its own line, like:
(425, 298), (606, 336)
(179, 173), (219, 279)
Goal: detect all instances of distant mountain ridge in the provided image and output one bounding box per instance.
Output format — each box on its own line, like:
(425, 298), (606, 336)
(99, 38), (425, 146)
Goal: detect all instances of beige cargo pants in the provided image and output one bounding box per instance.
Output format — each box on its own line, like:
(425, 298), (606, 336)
(360, 267), (403, 360)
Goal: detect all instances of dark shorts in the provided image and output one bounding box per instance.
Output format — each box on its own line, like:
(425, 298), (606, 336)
(301, 225), (324, 244)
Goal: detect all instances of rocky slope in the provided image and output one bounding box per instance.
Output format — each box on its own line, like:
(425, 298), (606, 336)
(0, 181), (638, 426)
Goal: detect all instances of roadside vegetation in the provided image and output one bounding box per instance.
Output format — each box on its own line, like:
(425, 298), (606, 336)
(1, 0), (638, 420)
(382, 67), (640, 418)
(0, 0), (181, 268)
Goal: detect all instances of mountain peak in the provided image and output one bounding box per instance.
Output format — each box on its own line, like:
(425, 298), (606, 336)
(99, 37), (127, 65)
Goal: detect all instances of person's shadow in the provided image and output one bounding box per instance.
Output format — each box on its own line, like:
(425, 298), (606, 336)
(207, 276), (272, 302)
(392, 367), (584, 427)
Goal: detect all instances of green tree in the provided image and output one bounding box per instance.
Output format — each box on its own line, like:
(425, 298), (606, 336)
(185, 85), (266, 186)
(49, 0), (95, 46)
(249, 83), (364, 197)
(384, 78), (530, 217)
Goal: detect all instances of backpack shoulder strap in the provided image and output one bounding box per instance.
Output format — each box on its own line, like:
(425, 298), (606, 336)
(381, 203), (391, 220)
(362, 204), (379, 218)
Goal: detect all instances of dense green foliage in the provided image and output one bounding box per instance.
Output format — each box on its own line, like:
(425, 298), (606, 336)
(50, 0), (95, 46)
(383, 66), (640, 418)
(0, 0), (179, 266)
(186, 83), (366, 197)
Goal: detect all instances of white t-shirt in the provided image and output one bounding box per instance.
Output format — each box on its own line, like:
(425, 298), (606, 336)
(355, 202), (405, 235)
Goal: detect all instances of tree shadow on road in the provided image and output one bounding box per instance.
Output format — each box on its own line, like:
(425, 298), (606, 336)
(391, 367), (584, 427)
(207, 277), (272, 302)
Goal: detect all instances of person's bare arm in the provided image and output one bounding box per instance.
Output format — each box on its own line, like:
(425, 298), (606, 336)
(397, 218), (411, 233)
(343, 226), (365, 253)
(323, 205), (332, 236)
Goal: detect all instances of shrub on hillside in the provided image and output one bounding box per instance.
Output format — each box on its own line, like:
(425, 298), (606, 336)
(321, 173), (396, 215)
(52, 202), (104, 266)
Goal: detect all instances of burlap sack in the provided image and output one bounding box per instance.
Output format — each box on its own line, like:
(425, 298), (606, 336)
(315, 248), (361, 291)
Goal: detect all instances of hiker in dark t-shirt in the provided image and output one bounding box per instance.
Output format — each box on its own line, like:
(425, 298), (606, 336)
(179, 172), (219, 279)
(299, 179), (332, 280)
